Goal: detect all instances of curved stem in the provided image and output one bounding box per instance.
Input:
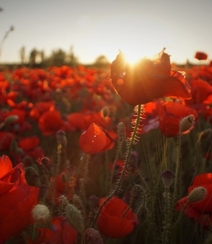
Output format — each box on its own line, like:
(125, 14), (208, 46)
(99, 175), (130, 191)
(94, 104), (143, 223)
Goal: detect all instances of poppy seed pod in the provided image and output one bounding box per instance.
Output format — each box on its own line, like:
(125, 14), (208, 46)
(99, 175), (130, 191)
(180, 114), (195, 134)
(188, 186), (207, 203)
(161, 169), (175, 188)
(32, 204), (50, 223)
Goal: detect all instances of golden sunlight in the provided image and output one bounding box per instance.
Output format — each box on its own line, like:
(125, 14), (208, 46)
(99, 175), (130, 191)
(121, 47), (156, 65)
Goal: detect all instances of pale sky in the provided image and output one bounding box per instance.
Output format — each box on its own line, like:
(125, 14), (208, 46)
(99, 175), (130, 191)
(1, 0), (212, 64)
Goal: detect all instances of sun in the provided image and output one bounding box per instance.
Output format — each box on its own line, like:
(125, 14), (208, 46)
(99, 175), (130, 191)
(123, 51), (144, 65)
(116, 46), (158, 66)
(120, 48), (155, 66)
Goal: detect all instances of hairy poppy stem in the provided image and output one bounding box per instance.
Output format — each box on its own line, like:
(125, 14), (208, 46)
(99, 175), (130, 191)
(173, 133), (182, 207)
(110, 122), (126, 188)
(94, 104), (144, 224)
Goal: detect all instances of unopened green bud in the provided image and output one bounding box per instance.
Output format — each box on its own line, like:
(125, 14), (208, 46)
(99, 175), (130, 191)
(180, 115), (195, 134)
(188, 187), (207, 203)
(65, 203), (84, 233)
(4, 115), (19, 125)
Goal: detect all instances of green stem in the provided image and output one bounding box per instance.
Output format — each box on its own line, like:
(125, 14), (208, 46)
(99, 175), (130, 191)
(94, 104), (143, 223)
(173, 134), (182, 206)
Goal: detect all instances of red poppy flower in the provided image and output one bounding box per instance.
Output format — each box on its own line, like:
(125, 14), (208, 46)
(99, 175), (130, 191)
(140, 101), (160, 134)
(4, 108), (26, 125)
(176, 173), (212, 228)
(67, 111), (111, 131)
(66, 112), (86, 130)
(158, 101), (198, 137)
(30, 101), (55, 120)
(0, 131), (14, 150)
(97, 196), (138, 238)
(111, 49), (191, 106)
(0, 155), (39, 243)
(26, 217), (77, 244)
(79, 123), (116, 154)
(38, 110), (64, 135)
(18, 136), (40, 151)
(194, 51), (208, 61)
(190, 79), (212, 104)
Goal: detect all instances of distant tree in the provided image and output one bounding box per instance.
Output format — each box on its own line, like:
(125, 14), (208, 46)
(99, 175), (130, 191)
(29, 48), (38, 67)
(20, 46), (26, 65)
(68, 46), (78, 67)
(48, 49), (66, 66)
(40, 50), (45, 62)
(94, 55), (110, 67)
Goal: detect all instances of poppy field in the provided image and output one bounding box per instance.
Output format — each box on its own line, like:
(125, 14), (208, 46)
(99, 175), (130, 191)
(1, 49), (212, 244)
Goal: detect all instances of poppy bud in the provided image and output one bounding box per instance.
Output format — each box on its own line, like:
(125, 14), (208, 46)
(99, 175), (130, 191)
(194, 51), (208, 61)
(56, 130), (67, 146)
(65, 203), (84, 233)
(89, 195), (99, 210)
(180, 115), (195, 134)
(4, 115), (19, 125)
(188, 186), (207, 203)
(72, 194), (84, 211)
(86, 228), (104, 244)
(32, 204), (50, 223)
(161, 169), (175, 188)
(59, 195), (69, 205)
(101, 106), (110, 118)
(197, 128), (212, 143)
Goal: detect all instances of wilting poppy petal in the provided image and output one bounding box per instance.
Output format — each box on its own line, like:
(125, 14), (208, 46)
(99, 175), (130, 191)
(111, 49), (191, 105)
